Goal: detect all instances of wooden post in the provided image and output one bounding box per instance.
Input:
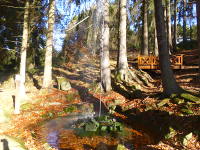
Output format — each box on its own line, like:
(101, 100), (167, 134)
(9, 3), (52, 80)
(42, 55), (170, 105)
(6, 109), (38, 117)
(14, 74), (24, 114)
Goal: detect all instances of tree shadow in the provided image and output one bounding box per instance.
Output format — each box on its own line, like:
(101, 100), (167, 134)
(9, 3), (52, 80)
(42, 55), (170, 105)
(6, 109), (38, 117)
(0, 71), (15, 85)
(115, 108), (200, 149)
(27, 72), (42, 90)
(1, 139), (10, 150)
(70, 83), (107, 114)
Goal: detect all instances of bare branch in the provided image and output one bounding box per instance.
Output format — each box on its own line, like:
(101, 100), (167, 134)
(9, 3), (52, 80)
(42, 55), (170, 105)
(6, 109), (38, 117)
(66, 16), (90, 32)
(0, 5), (42, 9)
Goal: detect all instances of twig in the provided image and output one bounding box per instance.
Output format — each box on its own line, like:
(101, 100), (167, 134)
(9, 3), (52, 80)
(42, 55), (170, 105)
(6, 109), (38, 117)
(66, 16), (90, 32)
(0, 5), (42, 9)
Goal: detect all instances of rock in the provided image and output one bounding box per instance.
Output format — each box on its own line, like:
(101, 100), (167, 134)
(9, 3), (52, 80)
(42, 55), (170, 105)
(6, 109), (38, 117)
(56, 77), (71, 91)
(180, 93), (200, 103)
(60, 81), (71, 91)
(96, 142), (108, 150)
(157, 98), (170, 107)
(116, 144), (128, 150)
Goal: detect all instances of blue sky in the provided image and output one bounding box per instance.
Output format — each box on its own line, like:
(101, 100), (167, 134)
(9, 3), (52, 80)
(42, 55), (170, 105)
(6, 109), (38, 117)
(54, 0), (95, 52)
(53, 0), (198, 52)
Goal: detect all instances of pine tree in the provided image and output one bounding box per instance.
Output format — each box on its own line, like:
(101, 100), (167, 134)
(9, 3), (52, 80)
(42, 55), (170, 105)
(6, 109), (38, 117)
(154, 0), (182, 96)
(100, 0), (111, 92)
(166, 0), (172, 52)
(142, 0), (149, 55)
(19, 0), (30, 96)
(117, 0), (129, 80)
(43, 0), (55, 88)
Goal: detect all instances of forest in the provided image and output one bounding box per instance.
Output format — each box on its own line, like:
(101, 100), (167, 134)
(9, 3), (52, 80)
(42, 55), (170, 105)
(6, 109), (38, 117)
(0, 0), (200, 149)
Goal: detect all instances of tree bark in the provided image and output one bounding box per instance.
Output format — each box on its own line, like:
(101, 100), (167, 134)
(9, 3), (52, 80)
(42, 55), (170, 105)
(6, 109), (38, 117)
(19, 0), (30, 96)
(117, 0), (129, 80)
(166, 0), (172, 52)
(173, 0), (177, 52)
(101, 0), (111, 92)
(154, 22), (159, 56)
(43, 0), (55, 88)
(183, 0), (187, 42)
(153, 1), (158, 56)
(142, 0), (149, 55)
(197, 1), (200, 74)
(154, 0), (182, 96)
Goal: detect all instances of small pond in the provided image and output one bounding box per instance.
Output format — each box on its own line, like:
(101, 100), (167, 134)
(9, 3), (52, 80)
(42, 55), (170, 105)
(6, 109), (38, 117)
(37, 110), (152, 150)
(37, 103), (151, 150)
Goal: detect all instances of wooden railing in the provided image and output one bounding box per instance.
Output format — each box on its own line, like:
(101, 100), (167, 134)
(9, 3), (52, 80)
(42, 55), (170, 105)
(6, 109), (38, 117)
(138, 55), (183, 69)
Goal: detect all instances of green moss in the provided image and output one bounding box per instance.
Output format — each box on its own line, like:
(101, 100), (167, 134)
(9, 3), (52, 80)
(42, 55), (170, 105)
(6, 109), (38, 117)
(180, 108), (193, 115)
(164, 127), (177, 139)
(173, 98), (185, 104)
(157, 98), (170, 107)
(170, 93), (178, 99)
(115, 72), (122, 82)
(21, 103), (34, 110)
(63, 105), (77, 113)
(180, 93), (200, 103)
(65, 93), (76, 101)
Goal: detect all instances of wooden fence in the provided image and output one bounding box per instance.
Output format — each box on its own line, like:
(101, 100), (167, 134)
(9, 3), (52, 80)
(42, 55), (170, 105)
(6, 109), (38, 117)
(138, 55), (183, 69)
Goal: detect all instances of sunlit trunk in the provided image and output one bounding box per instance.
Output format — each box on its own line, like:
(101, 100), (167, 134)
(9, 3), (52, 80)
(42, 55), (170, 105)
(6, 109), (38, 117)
(154, 0), (182, 96)
(153, 0), (158, 56)
(101, 0), (111, 92)
(154, 24), (159, 56)
(183, 0), (187, 42)
(173, 0), (177, 52)
(19, 0), (30, 96)
(118, 0), (128, 74)
(142, 0), (148, 55)
(166, 0), (172, 52)
(43, 0), (55, 88)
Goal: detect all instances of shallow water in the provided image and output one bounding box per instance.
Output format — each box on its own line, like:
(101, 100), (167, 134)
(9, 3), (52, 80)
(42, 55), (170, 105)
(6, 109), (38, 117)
(39, 113), (96, 149)
(39, 113), (148, 150)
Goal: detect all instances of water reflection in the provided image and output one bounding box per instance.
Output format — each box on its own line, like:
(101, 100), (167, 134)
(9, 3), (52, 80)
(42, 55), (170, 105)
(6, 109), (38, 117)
(40, 113), (96, 149)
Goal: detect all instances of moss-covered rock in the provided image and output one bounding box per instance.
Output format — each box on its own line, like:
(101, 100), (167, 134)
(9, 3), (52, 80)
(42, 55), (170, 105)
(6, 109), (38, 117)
(180, 93), (200, 103)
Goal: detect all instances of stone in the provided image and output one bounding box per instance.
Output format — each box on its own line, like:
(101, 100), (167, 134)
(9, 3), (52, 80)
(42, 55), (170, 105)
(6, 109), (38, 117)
(116, 144), (128, 150)
(96, 142), (108, 150)
(56, 77), (71, 91)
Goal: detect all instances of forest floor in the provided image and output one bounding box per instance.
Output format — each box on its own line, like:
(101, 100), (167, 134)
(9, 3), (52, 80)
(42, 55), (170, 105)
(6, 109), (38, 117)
(0, 49), (200, 150)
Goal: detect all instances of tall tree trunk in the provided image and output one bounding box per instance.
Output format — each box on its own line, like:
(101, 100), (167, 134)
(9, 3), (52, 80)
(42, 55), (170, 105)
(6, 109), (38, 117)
(164, 5), (168, 37)
(19, 0), (30, 96)
(154, 23), (159, 56)
(100, 0), (111, 92)
(153, 0), (158, 56)
(197, 1), (200, 74)
(117, 0), (129, 80)
(154, 0), (182, 96)
(183, 0), (187, 42)
(43, 0), (55, 88)
(166, 0), (172, 52)
(142, 0), (149, 55)
(173, 0), (177, 52)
